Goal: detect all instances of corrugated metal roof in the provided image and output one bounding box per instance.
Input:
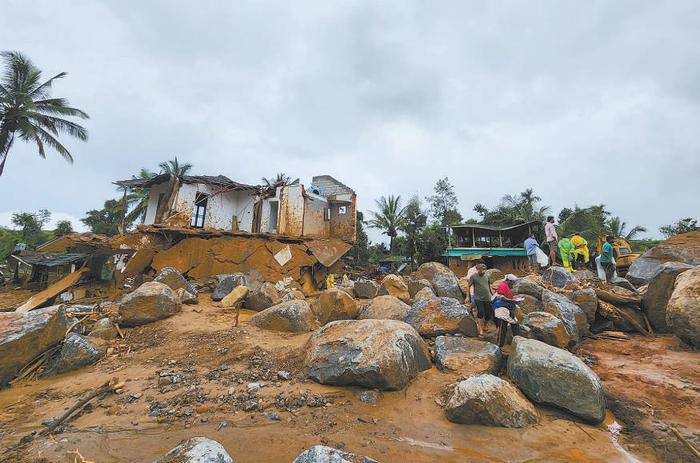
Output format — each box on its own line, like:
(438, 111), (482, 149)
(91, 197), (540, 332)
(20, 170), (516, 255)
(10, 253), (86, 267)
(114, 174), (259, 190)
(448, 220), (541, 232)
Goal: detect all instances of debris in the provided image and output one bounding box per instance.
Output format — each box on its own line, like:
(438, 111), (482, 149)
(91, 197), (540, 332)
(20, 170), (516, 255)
(16, 268), (88, 314)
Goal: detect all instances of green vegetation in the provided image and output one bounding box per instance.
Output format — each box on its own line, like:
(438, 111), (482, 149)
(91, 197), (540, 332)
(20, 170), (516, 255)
(262, 172), (292, 187)
(367, 195), (406, 253)
(474, 188), (549, 226)
(660, 217), (698, 238)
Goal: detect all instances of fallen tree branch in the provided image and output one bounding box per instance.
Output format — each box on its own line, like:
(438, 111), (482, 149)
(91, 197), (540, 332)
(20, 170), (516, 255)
(9, 344), (62, 385)
(598, 300), (650, 336)
(670, 426), (700, 459)
(595, 287), (642, 305)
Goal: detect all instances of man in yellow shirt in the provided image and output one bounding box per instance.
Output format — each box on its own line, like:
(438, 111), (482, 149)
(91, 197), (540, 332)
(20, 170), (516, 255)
(571, 232), (590, 269)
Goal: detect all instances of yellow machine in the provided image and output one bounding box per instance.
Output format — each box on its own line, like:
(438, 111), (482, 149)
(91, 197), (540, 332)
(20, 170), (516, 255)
(596, 237), (640, 276)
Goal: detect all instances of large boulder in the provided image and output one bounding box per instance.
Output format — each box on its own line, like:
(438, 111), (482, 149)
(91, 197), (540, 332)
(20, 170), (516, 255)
(153, 437), (234, 463)
(311, 289), (359, 325)
(305, 319), (431, 390)
(666, 266), (700, 347)
(118, 281), (182, 327)
(45, 333), (106, 375)
(642, 262), (694, 332)
(571, 288), (598, 322)
(250, 300), (319, 333)
(292, 445), (378, 463)
(541, 290), (588, 345)
(89, 317), (118, 341)
(415, 262), (462, 299)
(626, 230), (700, 286)
(512, 276), (545, 300)
(413, 286), (435, 302)
(522, 312), (570, 349)
(243, 282), (280, 311)
(405, 297), (478, 338)
(572, 269), (596, 281)
(541, 267), (575, 288)
(517, 294), (544, 314)
(434, 336), (502, 376)
(484, 268), (505, 284)
(336, 279), (355, 298)
(221, 285), (249, 308)
(354, 279), (379, 299)
(357, 295), (411, 321)
(507, 337), (606, 423)
(377, 275), (410, 303)
(0, 305), (70, 387)
(407, 278), (434, 298)
(445, 374), (539, 428)
(212, 273), (249, 301)
(154, 267), (197, 296)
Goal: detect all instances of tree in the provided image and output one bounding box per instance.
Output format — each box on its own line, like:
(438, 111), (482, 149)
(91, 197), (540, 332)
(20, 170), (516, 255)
(606, 216), (647, 241)
(426, 177), (462, 226)
(368, 195), (406, 253)
(81, 198), (128, 236)
(558, 204), (609, 245)
(352, 211), (370, 265)
(11, 209), (51, 247)
(54, 220), (74, 236)
(0, 51), (89, 175)
(121, 168), (157, 226)
(660, 217), (698, 238)
(398, 196), (427, 262)
(158, 156), (192, 178)
(475, 188), (549, 226)
(262, 173), (292, 187)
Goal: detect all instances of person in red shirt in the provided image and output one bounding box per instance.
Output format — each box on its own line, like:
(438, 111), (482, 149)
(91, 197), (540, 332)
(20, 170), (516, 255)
(493, 274), (521, 347)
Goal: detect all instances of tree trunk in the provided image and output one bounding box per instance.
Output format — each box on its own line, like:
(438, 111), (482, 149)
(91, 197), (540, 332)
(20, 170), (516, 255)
(0, 131), (15, 176)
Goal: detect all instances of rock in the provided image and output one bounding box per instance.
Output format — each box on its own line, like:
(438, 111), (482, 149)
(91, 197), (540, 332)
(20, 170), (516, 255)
(626, 231), (700, 286)
(281, 290), (306, 302)
(541, 267), (575, 288)
(434, 336), (502, 376)
(517, 294), (543, 314)
(572, 269), (596, 281)
(457, 277), (469, 298)
(305, 319), (431, 390)
(522, 312), (570, 349)
(405, 297), (478, 337)
(507, 337), (606, 423)
(571, 288), (598, 322)
(512, 277), (545, 299)
(221, 285), (249, 308)
(413, 286), (435, 302)
(243, 282), (280, 311)
(0, 305), (70, 387)
(292, 445), (378, 463)
(377, 274), (410, 303)
(642, 262), (694, 332)
(311, 289), (359, 325)
(484, 268), (505, 284)
(153, 437), (234, 463)
(407, 278), (434, 298)
(250, 300), (319, 333)
(212, 273), (248, 301)
(89, 317), (118, 340)
(154, 267), (197, 295)
(445, 374), (539, 428)
(542, 290), (588, 345)
(666, 266), (700, 347)
(118, 281), (182, 327)
(610, 277), (637, 292)
(357, 295), (411, 321)
(415, 262), (462, 299)
(354, 279), (379, 299)
(175, 288), (198, 305)
(45, 333), (106, 375)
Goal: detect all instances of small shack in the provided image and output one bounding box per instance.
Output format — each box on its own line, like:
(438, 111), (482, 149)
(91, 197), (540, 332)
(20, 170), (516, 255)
(7, 253), (86, 289)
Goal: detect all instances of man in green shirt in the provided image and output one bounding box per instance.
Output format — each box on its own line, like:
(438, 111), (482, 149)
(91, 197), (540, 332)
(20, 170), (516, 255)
(600, 235), (616, 282)
(469, 263), (493, 336)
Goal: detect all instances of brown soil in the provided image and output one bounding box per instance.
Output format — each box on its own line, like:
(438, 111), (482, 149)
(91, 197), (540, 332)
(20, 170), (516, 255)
(0, 294), (673, 463)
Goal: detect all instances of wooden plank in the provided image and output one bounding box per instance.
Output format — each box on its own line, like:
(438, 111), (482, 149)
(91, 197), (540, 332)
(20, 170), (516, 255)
(15, 268), (87, 314)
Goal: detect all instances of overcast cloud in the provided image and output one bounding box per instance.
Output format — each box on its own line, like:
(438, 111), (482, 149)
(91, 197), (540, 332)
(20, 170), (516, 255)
(1, 0), (698, 240)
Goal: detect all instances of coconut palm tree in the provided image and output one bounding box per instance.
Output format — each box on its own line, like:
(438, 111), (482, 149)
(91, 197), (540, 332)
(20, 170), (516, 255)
(262, 172), (292, 187)
(123, 168), (157, 224)
(368, 195), (406, 253)
(502, 188), (550, 223)
(0, 51), (89, 175)
(606, 216), (647, 240)
(158, 156), (192, 178)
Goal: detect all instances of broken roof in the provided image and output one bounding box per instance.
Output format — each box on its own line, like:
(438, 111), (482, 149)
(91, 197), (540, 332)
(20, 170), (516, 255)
(114, 174), (259, 191)
(10, 253), (86, 267)
(448, 220), (542, 232)
(310, 175), (355, 197)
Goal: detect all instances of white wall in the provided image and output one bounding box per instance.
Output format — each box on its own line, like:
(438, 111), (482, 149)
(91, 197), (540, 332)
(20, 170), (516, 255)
(144, 181), (171, 225)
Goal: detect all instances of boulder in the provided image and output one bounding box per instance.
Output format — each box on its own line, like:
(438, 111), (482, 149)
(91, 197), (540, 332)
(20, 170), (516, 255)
(522, 312), (570, 349)
(212, 273), (249, 301)
(377, 274), (410, 303)
(153, 437), (234, 463)
(405, 297), (478, 337)
(45, 333), (106, 375)
(457, 277), (469, 298)
(512, 277), (544, 300)
(118, 281), (182, 327)
(445, 375), (539, 428)
(305, 319), (431, 390)
(292, 445), (378, 463)
(666, 266), (700, 347)
(407, 278), (434, 298)
(357, 295), (411, 321)
(0, 305), (70, 387)
(434, 336), (502, 376)
(154, 267), (197, 296)
(541, 267), (575, 288)
(484, 268), (505, 284)
(311, 289), (359, 325)
(336, 280), (355, 298)
(642, 262), (694, 332)
(413, 286), (435, 302)
(281, 290), (306, 302)
(507, 337), (606, 423)
(542, 290), (588, 345)
(243, 282), (280, 311)
(572, 269), (596, 281)
(175, 288), (198, 305)
(610, 277), (637, 292)
(354, 279), (379, 299)
(221, 286), (249, 308)
(250, 300), (319, 333)
(415, 262), (462, 299)
(517, 294), (543, 314)
(571, 288), (598, 322)
(89, 317), (118, 341)
(626, 230), (700, 286)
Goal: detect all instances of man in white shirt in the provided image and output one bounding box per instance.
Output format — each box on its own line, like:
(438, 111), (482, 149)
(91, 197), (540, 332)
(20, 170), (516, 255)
(545, 216), (558, 266)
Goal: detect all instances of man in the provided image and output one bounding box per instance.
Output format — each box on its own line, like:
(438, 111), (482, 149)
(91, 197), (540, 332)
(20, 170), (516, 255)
(558, 236), (575, 272)
(600, 235), (616, 282)
(545, 216), (558, 266)
(468, 263), (493, 336)
(524, 234), (540, 273)
(493, 274), (521, 347)
(464, 260), (484, 307)
(571, 232), (589, 269)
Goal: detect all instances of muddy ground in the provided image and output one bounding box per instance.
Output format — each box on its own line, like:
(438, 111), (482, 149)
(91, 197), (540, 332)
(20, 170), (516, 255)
(0, 294), (697, 463)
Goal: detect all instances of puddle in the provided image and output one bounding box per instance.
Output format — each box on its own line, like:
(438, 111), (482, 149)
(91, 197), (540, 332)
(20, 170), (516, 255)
(395, 436), (498, 461)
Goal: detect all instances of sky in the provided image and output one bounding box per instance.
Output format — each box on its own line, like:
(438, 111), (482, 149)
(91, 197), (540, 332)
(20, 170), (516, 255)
(1, 0), (698, 241)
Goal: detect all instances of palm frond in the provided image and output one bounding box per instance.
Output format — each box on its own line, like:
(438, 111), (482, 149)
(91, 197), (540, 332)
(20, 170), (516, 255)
(34, 98), (89, 119)
(26, 112), (88, 140)
(29, 72), (67, 99)
(35, 125), (72, 162)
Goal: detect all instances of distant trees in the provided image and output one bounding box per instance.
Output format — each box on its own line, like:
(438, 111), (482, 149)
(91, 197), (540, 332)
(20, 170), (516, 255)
(368, 195), (406, 253)
(399, 196), (428, 263)
(426, 177), (462, 226)
(474, 188), (549, 226)
(0, 51), (89, 175)
(54, 220), (74, 236)
(81, 199), (127, 236)
(660, 218), (698, 238)
(262, 173), (292, 187)
(606, 216), (647, 241)
(158, 156), (192, 178)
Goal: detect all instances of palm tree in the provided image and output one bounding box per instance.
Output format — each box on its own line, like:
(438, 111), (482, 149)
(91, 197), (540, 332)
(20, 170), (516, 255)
(124, 168), (157, 224)
(262, 172), (292, 187)
(368, 195), (406, 253)
(0, 51), (89, 175)
(159, 156), (192, 178)
(606, 216), (647, 240)
(502, 188), (550, 223)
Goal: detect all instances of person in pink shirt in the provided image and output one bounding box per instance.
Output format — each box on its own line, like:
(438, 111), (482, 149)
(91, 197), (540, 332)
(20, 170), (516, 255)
(544, 216), (558, 267)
